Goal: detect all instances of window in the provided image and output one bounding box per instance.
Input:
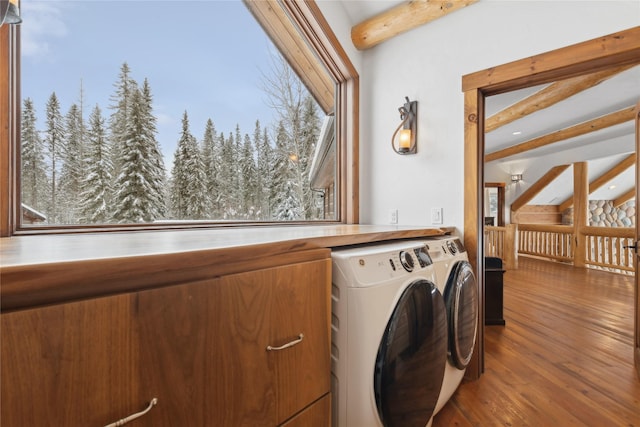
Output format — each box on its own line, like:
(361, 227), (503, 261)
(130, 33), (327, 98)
(1, 0), (358, 235)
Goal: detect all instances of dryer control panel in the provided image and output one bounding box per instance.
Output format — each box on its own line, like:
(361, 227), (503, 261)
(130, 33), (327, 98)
(332, 242), (436, 288)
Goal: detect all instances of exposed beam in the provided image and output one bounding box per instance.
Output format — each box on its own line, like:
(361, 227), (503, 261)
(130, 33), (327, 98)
(511, 165), (570, 213)
(485, 106), (637, 162)
(351, 0), (478, 50)
(558, 153), (635, 212)
(485, 65), (635, 133)
(614, 188), (635, 207)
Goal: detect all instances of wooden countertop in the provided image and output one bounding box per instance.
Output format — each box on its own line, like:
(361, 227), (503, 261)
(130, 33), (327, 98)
(1, 224), (446, 311)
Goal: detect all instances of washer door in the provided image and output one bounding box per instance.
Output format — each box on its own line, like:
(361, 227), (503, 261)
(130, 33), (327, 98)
(444, 261), (478, 370)
(374, 279), (447, 427)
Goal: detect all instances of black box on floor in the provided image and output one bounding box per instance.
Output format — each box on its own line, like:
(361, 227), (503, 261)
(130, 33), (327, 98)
(485, 257), (505, 326)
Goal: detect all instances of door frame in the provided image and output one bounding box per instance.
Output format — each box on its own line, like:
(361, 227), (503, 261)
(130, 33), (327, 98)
(461, 26), (640, 379)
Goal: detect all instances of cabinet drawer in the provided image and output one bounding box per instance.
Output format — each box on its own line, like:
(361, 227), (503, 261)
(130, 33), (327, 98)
(280, 393), (331, 427)
(220, 258), (331, 424)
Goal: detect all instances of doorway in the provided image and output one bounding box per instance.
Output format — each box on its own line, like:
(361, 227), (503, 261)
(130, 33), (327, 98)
(461, 26), (640, 379)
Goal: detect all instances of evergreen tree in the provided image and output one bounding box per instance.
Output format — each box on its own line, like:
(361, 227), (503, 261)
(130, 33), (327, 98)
(200, 119), (220, 217)
(139, 78), (167, 219)
(217, 132), (236, 218)
(43, 92), (65, 224)
(240, 132), (257, 218)
(298, 94), (321, 218)
(78, 105), (113, 223)
(109, 62), (138, 180)
(112, 88), (166, 223)
(58, 103), (86, 223)
(254, 121), (272, 220)
(270, 121), (301, 220)
(170, 111), (207, 219)
(20, 98), (50, 217)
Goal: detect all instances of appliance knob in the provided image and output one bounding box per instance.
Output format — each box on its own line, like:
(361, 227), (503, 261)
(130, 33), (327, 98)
(399, 251), (414, 272)
(447, 241), (458, 255)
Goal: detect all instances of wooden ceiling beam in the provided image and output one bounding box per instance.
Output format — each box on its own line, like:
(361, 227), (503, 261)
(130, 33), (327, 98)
(614, 188), (635, 207)
(558, 153), (635, 212)
(485, 105), (637, 163)
(485, 65), (635, 133)
(351, 0), (478, 50)
(511, 165), (570, 213)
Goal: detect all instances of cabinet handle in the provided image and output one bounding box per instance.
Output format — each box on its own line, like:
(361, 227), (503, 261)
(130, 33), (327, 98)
(104, 398), (158, 427)
(266, 333), (304, 351)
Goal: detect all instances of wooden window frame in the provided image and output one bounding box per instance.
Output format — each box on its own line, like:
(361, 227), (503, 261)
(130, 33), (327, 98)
(0, 0), (359, 237)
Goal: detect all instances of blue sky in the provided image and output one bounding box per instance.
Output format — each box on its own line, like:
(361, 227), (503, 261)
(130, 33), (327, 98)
(21, 0), (279, 165)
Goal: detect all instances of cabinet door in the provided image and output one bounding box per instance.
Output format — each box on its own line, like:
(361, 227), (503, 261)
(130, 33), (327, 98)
(269, 259), (331, 423)
(1, 294), (140, 426)
(135, 258), (330, 426)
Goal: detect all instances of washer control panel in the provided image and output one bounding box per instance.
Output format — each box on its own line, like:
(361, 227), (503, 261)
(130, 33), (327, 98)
(335, 242), (436, 287)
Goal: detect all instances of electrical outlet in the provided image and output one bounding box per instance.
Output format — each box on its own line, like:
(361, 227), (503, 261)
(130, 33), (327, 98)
(431, 207), (443, 225)
(389, 209), (398, 224)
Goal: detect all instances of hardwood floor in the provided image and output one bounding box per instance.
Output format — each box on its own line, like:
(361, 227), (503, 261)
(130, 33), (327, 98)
(433, 256), (640, 426)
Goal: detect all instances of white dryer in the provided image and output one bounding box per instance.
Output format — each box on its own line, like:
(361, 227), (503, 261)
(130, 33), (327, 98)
(425, 236), (478, 415)
(331, 241), (448, 427)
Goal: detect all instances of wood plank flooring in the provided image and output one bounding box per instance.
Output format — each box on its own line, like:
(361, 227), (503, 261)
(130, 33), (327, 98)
(433, 256), (640, 426)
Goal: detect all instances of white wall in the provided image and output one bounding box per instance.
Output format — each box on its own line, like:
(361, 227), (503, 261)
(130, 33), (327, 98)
(317, 0), (639, 233)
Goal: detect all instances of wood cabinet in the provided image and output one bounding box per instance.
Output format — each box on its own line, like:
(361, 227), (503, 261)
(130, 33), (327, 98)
(1, 293), (140, 426)
(1, 254), (331, 426)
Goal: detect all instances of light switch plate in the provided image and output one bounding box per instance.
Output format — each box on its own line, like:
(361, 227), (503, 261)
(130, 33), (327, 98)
(431, 207), (443, 225)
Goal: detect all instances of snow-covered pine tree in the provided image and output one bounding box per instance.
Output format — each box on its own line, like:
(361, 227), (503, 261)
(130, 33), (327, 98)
(43, 92), (65, 224)
(58, 103), (86, 223)
(170, 111), (207, 219)
(21, 98), (50, 219)
(139, 78), (167, 219)
(299, 94), (321, 219)
(112, 87), (166, 223)
(217, 132), (237, 219)
(200, 118), (220, 217)
(109, 62), (138, 184)
(78, 105), (113, 223)
(270, 121), (302, 220)
(254, 121), (272, 220)
(240, 132), (258, 219)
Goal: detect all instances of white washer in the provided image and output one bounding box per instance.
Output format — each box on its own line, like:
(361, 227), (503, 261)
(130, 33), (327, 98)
(425, 236), (478, 415)
(331, 241), (448, 427)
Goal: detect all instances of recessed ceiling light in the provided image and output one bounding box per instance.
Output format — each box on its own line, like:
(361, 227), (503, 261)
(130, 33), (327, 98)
(512, 131), (522, 135)
(609, 185), (617, 190)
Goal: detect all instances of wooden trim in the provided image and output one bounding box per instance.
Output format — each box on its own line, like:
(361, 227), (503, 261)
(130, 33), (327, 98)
(485, 65), (635, 133)
(462, 26), (640, 95)
(573, 162), (588, 268)
(485, 106), (636, 162)
(285, 0), (360, 224)
(463, 26), (640, 380)
(351, 0), (478, 50)
(484, 182), (505, 226)
(0, 25), (9, 237)
(635, 98), (640, 379)
(510, 165), (570, 213)
(244, 0), (334, 114)
(613, 188), (635, 207)
(464, 88), (483, 379)
(559, 153), (635, 212)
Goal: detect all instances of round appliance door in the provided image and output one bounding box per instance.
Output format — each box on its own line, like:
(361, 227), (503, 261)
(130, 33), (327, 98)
(444, 261), (478, 370)
(374, 279), (447, 427)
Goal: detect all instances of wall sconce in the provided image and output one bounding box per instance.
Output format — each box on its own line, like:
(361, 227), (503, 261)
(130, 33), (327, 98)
(0, 0), (22, 25)
(391, 97), (417, 155)
(511, 174), (523, 183)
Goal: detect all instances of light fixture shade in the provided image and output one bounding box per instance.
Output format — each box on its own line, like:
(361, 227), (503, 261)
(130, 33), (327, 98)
(392, 97), (417, 155)
(511, 174), (523, 183)
(1, 0), (22, 25)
